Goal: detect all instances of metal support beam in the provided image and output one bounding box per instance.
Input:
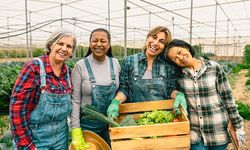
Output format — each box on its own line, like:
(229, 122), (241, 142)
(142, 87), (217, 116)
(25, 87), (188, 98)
(7, 17), (9, 52)
(29, 11), (33, 58)
(214, 2), (218, 55)
(25, 0), (30, 58)
(61, 3), (63, 28)
(108, 0), (110, 32)
(189, 0), (193, 45)
(172, 17), (174, 38)
(124, 0), (127, 57)
(149, 12), (151, 30)
(226, 19), (229, 57)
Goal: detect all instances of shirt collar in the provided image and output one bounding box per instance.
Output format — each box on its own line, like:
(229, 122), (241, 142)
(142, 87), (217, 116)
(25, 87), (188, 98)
(138, 51), (165, 63)
(182, 57), (208, 77)
(201, 57), (213, 69)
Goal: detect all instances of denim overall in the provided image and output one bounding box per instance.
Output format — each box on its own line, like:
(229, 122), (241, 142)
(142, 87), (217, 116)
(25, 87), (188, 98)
(129, 55), (167, 102)
(24, 58), (72, 150)
(80, 57), (117, 146)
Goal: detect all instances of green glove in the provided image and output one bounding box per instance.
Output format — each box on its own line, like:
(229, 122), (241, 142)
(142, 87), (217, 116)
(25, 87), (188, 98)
(174, 92), (188, 115)
(107, 99), (120, 120)
(71, 128), (89, 150)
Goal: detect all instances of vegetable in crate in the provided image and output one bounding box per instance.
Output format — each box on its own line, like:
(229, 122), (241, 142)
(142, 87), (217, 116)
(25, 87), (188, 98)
(136, 110), (176, 125)
(119, 115), (137, 126)
(82, 104), (120, 127)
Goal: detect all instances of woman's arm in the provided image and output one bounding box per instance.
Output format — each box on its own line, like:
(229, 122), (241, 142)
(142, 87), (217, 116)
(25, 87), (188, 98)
(216, 63), (243, 128)
(71, 63), (83, 128)
(116, 57), (131, 102)
(10, 61), (38, 150)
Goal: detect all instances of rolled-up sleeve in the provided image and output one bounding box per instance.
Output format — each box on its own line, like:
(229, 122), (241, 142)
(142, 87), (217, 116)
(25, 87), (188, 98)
(164, 61), (178, 97)
(117, 58), (130, 98)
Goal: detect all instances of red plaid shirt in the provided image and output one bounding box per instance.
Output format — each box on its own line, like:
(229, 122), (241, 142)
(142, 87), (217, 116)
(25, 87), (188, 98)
(10, 54), (72, 150)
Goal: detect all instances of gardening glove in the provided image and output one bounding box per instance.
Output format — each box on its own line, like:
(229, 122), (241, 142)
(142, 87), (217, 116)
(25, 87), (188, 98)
(71, 128), (89, 150)
(107, 99), (120, 120)
(236, 127), (246, 147)
(174, 92), (188, 115)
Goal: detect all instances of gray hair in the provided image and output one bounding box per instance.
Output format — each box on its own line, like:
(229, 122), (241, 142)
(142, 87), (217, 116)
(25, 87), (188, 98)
(45, 28), (77, 54)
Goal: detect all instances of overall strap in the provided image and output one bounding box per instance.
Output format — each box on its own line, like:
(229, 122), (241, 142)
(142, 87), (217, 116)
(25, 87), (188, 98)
(84, 58), (96, 84)
(109, 57), (116, 81)
(65, 65), (71, 88)
(34, 58), (46, 87)
(133, 54), (139, 78)
(159, 63), (165, 78)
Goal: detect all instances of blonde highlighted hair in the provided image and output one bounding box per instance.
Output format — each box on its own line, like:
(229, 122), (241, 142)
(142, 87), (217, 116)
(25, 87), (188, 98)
(143, 26), (172, 51)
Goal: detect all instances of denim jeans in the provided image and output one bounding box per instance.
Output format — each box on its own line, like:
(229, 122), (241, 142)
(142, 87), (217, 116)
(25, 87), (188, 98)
(191, 140), (228, 150)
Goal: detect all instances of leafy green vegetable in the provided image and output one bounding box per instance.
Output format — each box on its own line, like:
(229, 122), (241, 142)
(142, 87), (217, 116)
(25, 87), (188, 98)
(119, 115), (137, 126)
(82, 104), (121, 127)
(136, 110), (176, 125)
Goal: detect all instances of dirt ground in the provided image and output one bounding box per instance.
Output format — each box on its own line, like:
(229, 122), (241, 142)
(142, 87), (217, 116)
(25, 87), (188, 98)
(228, 69), (250, 150)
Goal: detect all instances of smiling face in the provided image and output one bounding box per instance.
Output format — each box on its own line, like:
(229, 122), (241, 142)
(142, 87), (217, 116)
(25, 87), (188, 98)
(167, 46), (193, 68)
(90, 31), (110, 61)
(145, 31), (166, 59)
(49, 35), (74, 64)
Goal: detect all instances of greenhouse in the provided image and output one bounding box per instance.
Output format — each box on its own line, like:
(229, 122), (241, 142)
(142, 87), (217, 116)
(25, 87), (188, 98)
(0, 0), (250, 149)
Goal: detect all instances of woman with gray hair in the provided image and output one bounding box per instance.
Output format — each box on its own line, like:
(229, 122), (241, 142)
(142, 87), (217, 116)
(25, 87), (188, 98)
(10, 28), (77, 150)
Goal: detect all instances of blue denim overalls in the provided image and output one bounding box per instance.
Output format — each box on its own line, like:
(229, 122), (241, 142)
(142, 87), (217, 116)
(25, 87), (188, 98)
(80, 57), (117, 146)
(129, 54), (167, 102)
(24, 58), (72, 150)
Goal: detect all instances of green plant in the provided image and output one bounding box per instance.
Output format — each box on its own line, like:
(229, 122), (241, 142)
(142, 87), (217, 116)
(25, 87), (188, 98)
(232, 66), (242, 74)
(0, 130), (13, 148)
(0, 63), (23, 114)
(227, 73), (237, 88)
(243, 44), (250, 64)
(74, 45), (86, 58)
(65, 58), (81, 69)
(218, 61), (238, 75)
(136, 110), (176, 125)
(0, 116), (10, 136)
(193, 44), (202, 57)
(246, 69), (250, 77)
(33, 48), (44, 57)
(246, 79), (250, 86)
(236, 101), (250, 120)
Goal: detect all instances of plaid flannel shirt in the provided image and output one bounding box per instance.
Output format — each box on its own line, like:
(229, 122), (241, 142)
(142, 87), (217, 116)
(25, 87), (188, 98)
(178, 58), (243, 146)
(9, 54), (72, 150)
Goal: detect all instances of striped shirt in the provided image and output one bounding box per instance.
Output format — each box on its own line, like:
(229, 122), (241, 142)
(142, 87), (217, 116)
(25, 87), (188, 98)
(118, 52), (178, 101)
(9, 54), (72, 150)
(178, 58), (243, 146)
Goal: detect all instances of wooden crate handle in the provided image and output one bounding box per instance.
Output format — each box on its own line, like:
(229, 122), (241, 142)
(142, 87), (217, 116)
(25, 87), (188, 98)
(119, 99), (174, 114)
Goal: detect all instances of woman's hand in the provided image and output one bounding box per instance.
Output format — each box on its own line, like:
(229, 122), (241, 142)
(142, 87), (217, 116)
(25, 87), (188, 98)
(107, 99), (120, 120)
(71, 128), (89, 150)
(174, 92), (188, 115)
